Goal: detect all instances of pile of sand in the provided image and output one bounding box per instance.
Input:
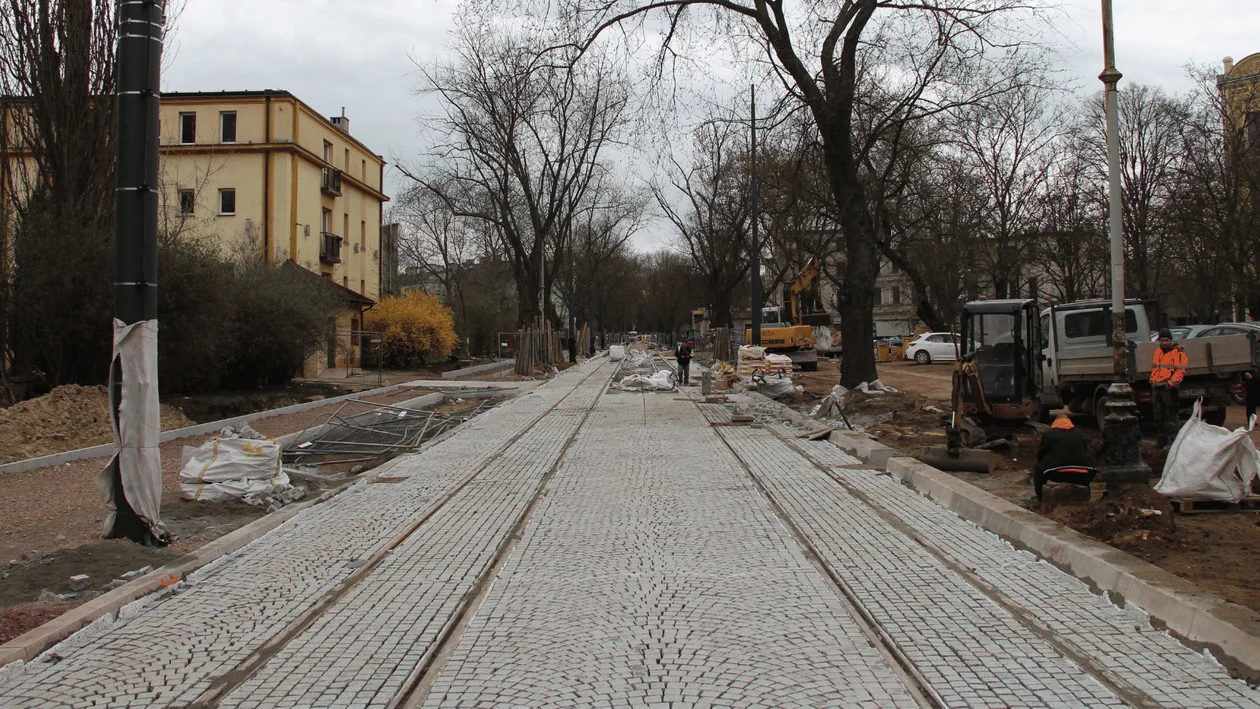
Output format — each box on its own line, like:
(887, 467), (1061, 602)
(0, 385), (193, 464)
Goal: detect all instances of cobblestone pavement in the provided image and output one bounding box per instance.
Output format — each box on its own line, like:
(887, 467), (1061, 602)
(3, 361), (1260, 708)
(420, 391), (919, 709)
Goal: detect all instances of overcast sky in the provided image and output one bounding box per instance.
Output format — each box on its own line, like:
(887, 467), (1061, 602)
(164, 0), (1260, 250)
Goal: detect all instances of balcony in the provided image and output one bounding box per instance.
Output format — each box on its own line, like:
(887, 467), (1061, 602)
(320, 232), (343, 263)
(321, 167), (342, 196)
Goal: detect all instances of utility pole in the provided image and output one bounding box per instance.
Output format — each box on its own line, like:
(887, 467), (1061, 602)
(749, 85), (762, 346)
(568, 231), (577, 363)
(1098, 0), (1150, 487)
(101, 0), (170, 544)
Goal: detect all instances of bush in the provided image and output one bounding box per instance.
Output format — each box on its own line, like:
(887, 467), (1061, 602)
(366, 290), (458, 367)
(159, 243), (336, 392)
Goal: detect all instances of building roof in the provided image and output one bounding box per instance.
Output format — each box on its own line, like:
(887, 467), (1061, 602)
(280, 260), (375, 308)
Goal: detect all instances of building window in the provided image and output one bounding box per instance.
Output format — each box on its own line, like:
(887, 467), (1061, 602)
(892, 286), (901, 305)
(323, 140), (333, 162)
(178, 189), (195, 217)
(220, 111), (237, 143)
(344, 148), (350, 169)
(362, 159), (367, 180)
(219, 189), (236, 216)
(1249, 111), (1260, 153)
(179, 112), (196, 144)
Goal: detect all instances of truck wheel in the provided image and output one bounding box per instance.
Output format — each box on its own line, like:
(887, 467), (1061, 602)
(915, 350), (931, 365)
(1203, 407), (1228, 427)
(1095, 396), (1110, 432)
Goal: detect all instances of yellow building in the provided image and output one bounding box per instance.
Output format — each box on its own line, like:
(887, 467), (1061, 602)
(157, 90), (389, 376)
(1222, 54), (1260, 148)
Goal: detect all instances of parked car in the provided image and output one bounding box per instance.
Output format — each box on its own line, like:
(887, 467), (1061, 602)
(1148, 324), (1212, 341)
(905, 332), (960, 365)
(1189, 322), (1260, 338)
(1189, 323), (1260, 403)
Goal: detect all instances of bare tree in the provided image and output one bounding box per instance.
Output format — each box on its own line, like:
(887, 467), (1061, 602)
(1170, 65), (1260, 320)
(882, 152), (985, 330)
(402, 20), (633, 329)
(0, 0), (122, 384)
(1033, 148), (1109, 303)
(654, 122), (753, 329)
(1077, 84), (1189, 299)
(525, 0), (1051, 384)
(953, 78), (1059, 299)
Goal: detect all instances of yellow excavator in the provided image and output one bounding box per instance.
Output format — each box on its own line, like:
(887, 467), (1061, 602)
(746, 258), (832, 371)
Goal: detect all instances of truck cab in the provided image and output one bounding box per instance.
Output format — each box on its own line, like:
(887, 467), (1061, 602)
(957, 299), (1043, 421)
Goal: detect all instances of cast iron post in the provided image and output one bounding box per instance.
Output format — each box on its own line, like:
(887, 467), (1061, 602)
(749, 85), (761, 346)
(1099, 0), (1150, 487)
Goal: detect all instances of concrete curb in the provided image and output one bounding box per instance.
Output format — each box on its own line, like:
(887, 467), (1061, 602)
(0, 383), (419, 475)
(441, 359), (515, 379)
(0, 487), (340, 669)
(886, 456), (1260, 681)
(828, 431), (896, 468)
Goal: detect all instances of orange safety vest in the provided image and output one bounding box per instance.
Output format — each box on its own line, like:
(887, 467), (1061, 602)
(1150, 345), (1187, 386)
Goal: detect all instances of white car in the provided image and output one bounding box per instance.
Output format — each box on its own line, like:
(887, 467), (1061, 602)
(906, 332), (960, 365)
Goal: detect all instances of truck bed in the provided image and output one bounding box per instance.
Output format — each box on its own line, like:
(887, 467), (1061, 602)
(1054, 334), (1258, 383)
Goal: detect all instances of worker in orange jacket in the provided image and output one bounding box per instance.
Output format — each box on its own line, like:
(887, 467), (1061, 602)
(1150, 328), (1188, 446)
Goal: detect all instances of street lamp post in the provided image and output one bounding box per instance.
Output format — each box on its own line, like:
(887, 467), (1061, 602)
(1099, 0), (1150, 487)
(749, 85), (762, 346)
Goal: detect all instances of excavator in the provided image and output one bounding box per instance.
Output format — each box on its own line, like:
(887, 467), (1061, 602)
(918, 298), (1044, 473)
(746, 258), (832, 371)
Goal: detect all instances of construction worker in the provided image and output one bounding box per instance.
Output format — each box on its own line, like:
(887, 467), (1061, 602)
(1034, 416), (1095, 500)
(674, 339), (693, 386)
(1151, 327), (1188, 447)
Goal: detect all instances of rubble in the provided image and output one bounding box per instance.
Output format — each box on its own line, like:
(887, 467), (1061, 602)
(68, 574), (91, 591)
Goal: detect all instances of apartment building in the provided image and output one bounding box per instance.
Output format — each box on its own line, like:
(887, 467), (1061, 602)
(158, 90), (389, 375)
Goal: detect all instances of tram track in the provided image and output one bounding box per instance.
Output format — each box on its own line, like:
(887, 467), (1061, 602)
(700, 399), (1158, 708)
(186, 360), (612, 709)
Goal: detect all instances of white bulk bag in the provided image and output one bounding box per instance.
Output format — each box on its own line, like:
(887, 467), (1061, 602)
(180, 437), (288, 502)
(1155, 401), (1258, 502)
(609, 345), (626, 361)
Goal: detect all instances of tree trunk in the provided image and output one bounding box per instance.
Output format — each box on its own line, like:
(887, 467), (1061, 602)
(711, 284), (734, 330)
(838, 229), (880, 388)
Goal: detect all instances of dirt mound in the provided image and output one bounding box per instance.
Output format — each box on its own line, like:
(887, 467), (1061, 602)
(1055, 484), (1177, 553)
(0, 385), (194, 464)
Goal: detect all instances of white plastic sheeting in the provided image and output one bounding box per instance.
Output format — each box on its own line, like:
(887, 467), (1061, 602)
(615, 370), (676, 392)
(609, 345), (627, 361)
(756, 376), (802, 400)
(96, 319), (168, 540)
(1155, 401), (1259, 502)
